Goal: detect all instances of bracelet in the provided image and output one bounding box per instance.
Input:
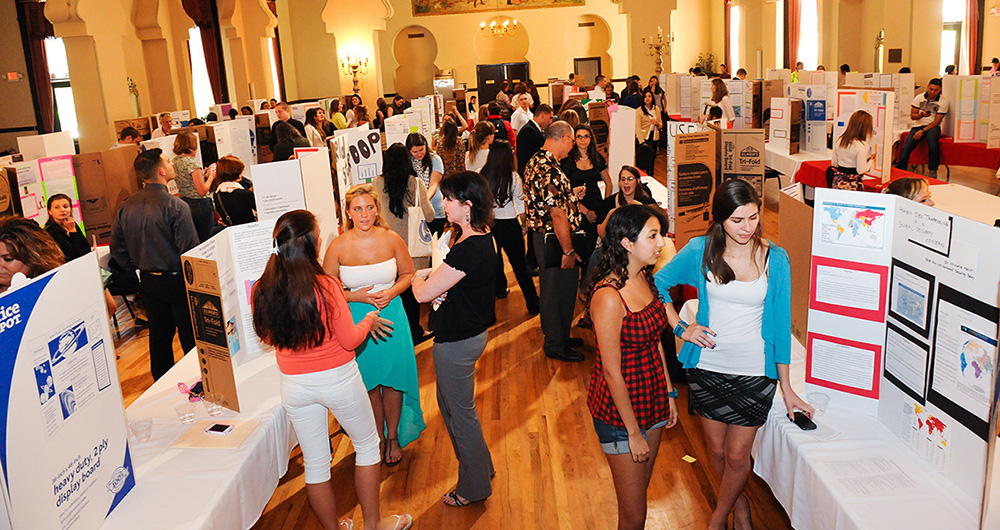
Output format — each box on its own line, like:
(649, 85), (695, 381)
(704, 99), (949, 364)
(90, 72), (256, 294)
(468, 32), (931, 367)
(673, 322), (687, 338)
(667, 389), (678, 399)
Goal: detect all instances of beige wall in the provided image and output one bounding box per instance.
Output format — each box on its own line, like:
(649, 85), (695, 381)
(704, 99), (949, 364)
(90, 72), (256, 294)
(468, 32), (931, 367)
(376, 0), (638, 97)
(276, 0), (341, 101)
(671, 0), (714, 73)
(0, 0), (39, 153)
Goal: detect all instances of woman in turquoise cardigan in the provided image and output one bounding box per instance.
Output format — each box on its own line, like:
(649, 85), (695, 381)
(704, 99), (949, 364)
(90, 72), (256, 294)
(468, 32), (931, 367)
(654, 179), (813, 530)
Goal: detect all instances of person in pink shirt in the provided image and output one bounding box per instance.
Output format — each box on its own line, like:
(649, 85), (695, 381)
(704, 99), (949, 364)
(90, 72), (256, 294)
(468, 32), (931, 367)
(252, 210), (412, 530)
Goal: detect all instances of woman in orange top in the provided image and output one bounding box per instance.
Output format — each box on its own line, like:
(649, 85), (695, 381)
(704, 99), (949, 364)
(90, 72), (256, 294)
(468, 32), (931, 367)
(252, 210), (412, 530)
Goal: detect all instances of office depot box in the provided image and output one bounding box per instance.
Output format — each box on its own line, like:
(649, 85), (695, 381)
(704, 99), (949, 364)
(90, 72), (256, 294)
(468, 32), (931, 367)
(711, 124), (765, 197)
(72, 146), (141, 245)
(588, 102), (611, 160)
(673, 130), (717, 249)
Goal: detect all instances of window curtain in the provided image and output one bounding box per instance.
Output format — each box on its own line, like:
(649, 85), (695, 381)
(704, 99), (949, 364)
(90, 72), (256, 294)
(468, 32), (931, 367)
(181, 0), (228, 103)
(724, 0), (732, 73)
(17, 1), (55, 134)
(964, 0), (978, 75)
(786, 0), (801, 69)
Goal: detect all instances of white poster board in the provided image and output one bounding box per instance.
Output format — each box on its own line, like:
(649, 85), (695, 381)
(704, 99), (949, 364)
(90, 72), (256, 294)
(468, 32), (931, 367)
(989, 79), (1000, 149)
(250, 159), (306, 221)
(212, 120), (255, 169)
(384, 114), (411, 148)
(766, 68), (791, 84)
(330, 128), (383, 190)
(141, 133), (203, 169)
(942, 76), (981, 142)
(769, 97), (797, 154)
(290, 102), (321, 124)
(833, 89), (895, 182)
(727, 80), (753, 129)
(607, 104), (637, 194)
(977, 77), (991, 143)
(297, 148), (339, 257)
(0, 254), (135, 529)
(788, 84), (827, 153)
(664, 74), (681, 115)
(16, 131), (75, 162)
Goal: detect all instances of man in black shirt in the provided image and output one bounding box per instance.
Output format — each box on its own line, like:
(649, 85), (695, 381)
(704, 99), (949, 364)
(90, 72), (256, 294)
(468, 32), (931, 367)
(271, 102), (307, 150)
(111, 149), (199, 381)
(515, 104), (554, 176)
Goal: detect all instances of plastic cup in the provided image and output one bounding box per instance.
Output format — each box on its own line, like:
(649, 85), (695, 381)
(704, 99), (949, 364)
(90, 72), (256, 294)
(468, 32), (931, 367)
(129, 418), (153, 442)
(807, 392), (830, 416)
(174, 402), (196, 424)
(203, 393), (223, 417)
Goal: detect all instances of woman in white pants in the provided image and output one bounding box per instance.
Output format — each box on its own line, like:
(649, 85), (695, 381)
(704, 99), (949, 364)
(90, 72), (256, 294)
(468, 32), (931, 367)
(252, 210), (412, 530)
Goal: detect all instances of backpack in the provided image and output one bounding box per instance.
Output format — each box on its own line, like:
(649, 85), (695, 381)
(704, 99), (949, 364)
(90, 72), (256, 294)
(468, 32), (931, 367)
(487, 117), (510, 143)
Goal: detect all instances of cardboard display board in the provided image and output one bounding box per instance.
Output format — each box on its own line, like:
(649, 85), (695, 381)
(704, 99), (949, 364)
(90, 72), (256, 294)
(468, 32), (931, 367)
(587, 102), (611, 160)
(0, 254), (135, 529)
(254, 111), (277, 163)
(113, 117), (153, 140)
(3, 156), (84, 229)
(664, 121), (706, 235)
(208, 104), (234, 120)
(16, 131), (75, 162)
(727, 80), (754, 129)
(711, 125), (764, 195)
(664, 74), (681, 115)
(141, 133), (203, 170)
(672, 130), (716, 249)
(805, 187), (1000, 527)
(761, 80), (784, 139)
(978, 77), (991, 142)
(290, 102), (321, 124)
(72, 146), (141, 245)
(778, 183), (813, 345)
(151, 110), (191, 129)
(606, 104), (637, 194)
(770, 97), (802, 154)
(833, 89), (895, 182)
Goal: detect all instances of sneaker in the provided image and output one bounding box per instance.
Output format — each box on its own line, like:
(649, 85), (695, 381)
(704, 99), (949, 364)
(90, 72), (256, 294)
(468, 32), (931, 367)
(928, 169), (937, 178)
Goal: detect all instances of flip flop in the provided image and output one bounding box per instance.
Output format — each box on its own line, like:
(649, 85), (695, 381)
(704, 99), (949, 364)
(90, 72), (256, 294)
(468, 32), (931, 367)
(386, 513), (413, 530)
(384, 438), (402, 467)
(339, 517), (353, 530)
(443, 490), (470, 507)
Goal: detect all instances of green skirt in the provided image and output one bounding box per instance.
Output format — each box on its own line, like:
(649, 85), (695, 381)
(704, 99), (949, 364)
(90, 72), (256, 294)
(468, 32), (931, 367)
(349, 296), (426, 447)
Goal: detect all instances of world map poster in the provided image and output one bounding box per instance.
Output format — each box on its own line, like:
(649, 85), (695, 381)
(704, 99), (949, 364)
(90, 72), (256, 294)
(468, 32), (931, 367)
(413, 0), (584, 16)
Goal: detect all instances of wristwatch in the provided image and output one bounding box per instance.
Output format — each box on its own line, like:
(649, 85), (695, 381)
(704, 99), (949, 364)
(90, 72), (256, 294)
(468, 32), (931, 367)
(563, 249), (576, 257)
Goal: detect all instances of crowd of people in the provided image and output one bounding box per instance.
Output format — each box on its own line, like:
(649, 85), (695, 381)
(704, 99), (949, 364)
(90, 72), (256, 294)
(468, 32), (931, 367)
(0, 68), (952, 530)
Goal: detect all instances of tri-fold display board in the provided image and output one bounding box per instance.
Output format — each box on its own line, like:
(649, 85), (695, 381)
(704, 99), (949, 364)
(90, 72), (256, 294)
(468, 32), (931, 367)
(805, 188), (1000, 525)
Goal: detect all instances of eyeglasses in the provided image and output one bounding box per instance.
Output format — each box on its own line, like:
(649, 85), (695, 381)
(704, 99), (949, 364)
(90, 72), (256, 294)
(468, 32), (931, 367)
(575, 134), (591, 140)
(619, 176), (637, 182)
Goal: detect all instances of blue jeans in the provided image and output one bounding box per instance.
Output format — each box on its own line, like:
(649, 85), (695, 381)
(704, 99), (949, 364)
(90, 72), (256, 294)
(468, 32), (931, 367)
(182, 197), (216, 243)
(592, 417), (668, 455)
(896, 125), (942, 171)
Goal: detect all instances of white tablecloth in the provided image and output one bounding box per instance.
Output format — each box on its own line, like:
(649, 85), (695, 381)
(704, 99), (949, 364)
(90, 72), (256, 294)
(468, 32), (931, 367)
(752, 339), (979, 530)
(101, 352), (296, 530)
(764, 143), (831, 177)
(926, 183), (1000, 226)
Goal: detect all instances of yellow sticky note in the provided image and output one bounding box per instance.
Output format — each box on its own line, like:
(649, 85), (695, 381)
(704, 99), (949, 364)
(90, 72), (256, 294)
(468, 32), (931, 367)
(682, 455), (697, 463)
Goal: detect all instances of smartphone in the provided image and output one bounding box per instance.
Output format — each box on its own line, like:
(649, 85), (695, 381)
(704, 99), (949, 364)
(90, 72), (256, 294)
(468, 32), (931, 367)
(789, 411), (817, 431)
(204, 423), (234, 435)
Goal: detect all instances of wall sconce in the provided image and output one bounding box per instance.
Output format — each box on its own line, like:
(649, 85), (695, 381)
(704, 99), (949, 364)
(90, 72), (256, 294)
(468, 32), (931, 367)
(339, 53), (369, 95)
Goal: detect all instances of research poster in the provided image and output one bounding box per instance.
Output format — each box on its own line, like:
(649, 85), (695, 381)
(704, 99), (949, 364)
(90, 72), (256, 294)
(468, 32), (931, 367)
(0, 254), (134, 529)
(250, 159), (306, 221)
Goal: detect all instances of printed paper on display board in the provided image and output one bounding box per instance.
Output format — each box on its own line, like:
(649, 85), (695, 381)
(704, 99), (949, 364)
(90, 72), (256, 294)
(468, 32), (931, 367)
(978, 77), (991, 142)
(941, 75), (981, 142)
(607, 104), (637, 195)
(834, 89), (894, 182)
(385, 115), (411, 148)
(0, 254), (135, 530)
(769, 98), (801, 154)
(989, 79), (1000, 149)
(664, 74), (681, 114)
(297, 148), (340, 256)
(679, 75), (693, 120)
(290, 102), (321, 124)
(673, 130), (717, 250)
(250, 159), (306, 221)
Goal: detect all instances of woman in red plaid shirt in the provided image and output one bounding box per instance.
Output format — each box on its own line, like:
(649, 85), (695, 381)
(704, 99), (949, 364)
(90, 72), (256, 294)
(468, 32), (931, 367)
(585, 204), (678, 530)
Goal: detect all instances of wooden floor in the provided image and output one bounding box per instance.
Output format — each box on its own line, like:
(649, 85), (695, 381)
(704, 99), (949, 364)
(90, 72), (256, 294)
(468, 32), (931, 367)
(112, 153), (1000, 530)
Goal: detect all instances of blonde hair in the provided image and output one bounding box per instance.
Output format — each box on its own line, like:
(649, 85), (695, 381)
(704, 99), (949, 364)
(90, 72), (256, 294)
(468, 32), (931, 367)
(882, 177), (929, 201)
(343, 184), (389, 229)
(711, 78), (729, 103)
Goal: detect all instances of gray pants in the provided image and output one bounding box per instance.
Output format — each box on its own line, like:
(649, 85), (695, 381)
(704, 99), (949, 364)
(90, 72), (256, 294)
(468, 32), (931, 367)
(532, 231), (579, 355)
(433, 331), (494, 501)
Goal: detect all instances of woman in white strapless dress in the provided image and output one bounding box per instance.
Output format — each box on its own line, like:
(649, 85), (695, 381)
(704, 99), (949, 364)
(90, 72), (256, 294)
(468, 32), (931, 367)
(324, 184), (425, 466)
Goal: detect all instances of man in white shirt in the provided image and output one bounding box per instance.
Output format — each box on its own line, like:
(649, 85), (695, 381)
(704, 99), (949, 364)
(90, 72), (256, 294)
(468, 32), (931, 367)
(896, 78), (949, 178)
(510, 93), (532, 132)
(150, 113), (172, 138)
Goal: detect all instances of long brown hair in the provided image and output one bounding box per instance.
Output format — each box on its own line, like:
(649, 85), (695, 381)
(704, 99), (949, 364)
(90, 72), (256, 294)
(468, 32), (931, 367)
(468, 121), (495, 164)
(710, 78), (729, 103)
(251, 210), (333, 351)
(584, 204), (666, 304)
(0, 216), (65, 277)
(703, 179), (763, 284)
(838, 110), (873, 149)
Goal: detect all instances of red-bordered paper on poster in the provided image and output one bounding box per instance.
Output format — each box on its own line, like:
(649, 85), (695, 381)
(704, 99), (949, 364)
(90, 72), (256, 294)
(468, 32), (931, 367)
(806, 332), (882, 399)
(809, 256), (888, 322)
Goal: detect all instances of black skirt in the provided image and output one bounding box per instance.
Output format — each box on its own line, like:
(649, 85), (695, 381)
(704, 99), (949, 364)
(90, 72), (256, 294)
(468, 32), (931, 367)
(687, 368), (777, 427)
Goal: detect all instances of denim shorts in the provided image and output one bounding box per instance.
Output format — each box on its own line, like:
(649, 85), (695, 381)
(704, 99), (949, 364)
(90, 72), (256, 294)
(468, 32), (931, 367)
(592, 417), (669, 455)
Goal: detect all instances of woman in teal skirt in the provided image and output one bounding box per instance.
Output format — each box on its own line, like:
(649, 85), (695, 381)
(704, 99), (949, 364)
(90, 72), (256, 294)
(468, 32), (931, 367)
(324, 184), (426, 465)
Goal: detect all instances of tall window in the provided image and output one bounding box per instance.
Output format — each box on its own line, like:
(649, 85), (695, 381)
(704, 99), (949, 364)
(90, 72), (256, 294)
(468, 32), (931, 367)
(775, 0), (784, 67)
(188, 27), (215, 118)
(940, 1), (964, 74)
(730, 5), (741, 75)
(798, 0), (818, 69)
(44, 38), (78, 139)
(267, 37), (283, 102)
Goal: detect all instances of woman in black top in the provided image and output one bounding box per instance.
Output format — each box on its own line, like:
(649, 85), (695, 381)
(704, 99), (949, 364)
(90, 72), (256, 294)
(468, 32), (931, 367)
(561, 124), (611, 267)
(212, 156), (257, 226)
(44, 194), (90, 261)
(272, 121), (311, 161)
(411, 171), (498, 508)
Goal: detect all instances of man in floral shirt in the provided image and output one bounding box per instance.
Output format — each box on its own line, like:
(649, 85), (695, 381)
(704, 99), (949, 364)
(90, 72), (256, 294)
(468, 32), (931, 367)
(523, 120), (585, 362)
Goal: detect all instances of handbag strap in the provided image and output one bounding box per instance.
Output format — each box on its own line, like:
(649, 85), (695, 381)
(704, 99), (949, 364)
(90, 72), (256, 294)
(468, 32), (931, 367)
(216, 192), (234, 226)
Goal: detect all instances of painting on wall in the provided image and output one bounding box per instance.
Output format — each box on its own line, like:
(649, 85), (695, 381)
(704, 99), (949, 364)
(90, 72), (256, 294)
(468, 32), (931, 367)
(413, 0), (585, 16)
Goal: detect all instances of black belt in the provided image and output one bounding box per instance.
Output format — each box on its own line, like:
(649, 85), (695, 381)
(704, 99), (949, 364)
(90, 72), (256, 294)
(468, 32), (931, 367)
(141, 270), (181, 276)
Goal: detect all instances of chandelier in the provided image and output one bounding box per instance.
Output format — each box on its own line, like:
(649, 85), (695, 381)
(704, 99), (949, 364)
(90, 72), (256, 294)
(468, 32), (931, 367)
(480, 16), (518, 37)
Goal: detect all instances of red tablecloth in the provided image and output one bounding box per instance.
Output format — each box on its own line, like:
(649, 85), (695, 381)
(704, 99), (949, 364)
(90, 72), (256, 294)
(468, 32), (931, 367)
(794, 160), (946, 192)
(668, 114), (693, 122)
(895, 132), (1000, 170)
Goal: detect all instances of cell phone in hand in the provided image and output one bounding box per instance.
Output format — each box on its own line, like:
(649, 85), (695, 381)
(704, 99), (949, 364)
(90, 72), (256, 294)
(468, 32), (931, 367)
(789, 411), (817, 431)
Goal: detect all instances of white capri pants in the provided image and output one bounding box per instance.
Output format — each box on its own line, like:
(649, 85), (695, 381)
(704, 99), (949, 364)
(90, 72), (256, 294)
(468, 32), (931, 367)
(280, 360), (381, 483)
